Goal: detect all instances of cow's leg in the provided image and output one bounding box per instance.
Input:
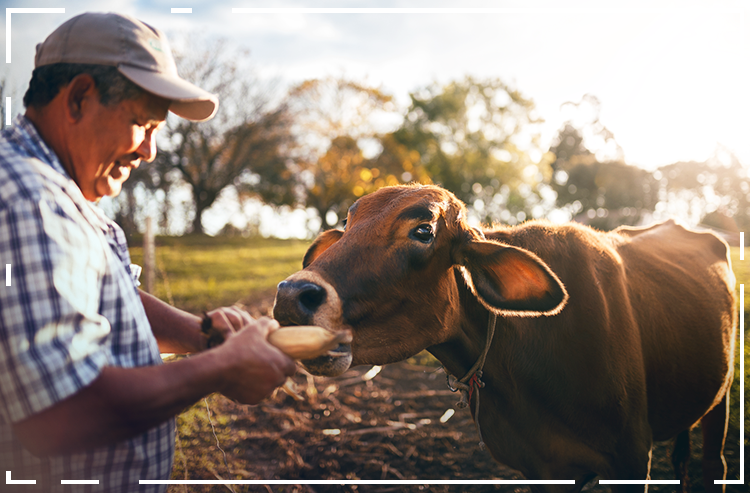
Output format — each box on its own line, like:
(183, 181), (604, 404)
(671, 429), (691, 493)
(700, 390), (730, 493)
(607, 434), (652, 493)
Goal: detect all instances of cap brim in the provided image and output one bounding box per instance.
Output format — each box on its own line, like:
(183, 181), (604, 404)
(118, 65), (218, 122)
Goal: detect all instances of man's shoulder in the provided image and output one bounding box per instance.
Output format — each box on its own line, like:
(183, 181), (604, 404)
(0, 115), (73, 210)
(0, 138), (48, 209)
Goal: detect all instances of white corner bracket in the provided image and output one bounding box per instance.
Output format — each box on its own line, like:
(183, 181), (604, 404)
(715, 283), (745, 485)
(6, 471), (36, 485)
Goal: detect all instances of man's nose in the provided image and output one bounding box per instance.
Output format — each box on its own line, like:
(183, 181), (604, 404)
(136, 131), (158, 163)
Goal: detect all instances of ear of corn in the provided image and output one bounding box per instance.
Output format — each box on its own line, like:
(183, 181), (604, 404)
(267, 325), (352, 360)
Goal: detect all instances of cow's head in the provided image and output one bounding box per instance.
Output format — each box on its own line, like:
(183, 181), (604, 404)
(273, 184), (568, 376)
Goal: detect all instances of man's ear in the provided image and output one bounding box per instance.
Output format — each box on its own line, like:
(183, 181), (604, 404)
(456, 238), (568, 316)
(64, 74), (97, 123)
(303, 229), (344, 268)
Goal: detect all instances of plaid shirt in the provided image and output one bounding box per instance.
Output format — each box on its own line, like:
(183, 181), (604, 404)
(0, 115), (173, 492)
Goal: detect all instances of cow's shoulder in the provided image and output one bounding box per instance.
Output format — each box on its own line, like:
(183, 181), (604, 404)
(484, 220), (613, 262)
(613, 219), (730, 264)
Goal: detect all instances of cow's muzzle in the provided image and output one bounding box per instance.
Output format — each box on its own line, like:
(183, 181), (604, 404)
(273, 272), (352, 376)
(275, 280), (327, 325)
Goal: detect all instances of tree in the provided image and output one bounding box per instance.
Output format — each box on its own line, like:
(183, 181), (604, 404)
(655, 147), (750, 231)
(548, 96), (656, 230)
(119, 36), (297, 235)
(387, 76), (547, 223)
(287, 77), (402, 228)
(162, 105), (297, 234)
(305, 135), (366, 226)
(548, 124), (658, 229)
(287, 77), (397, 156)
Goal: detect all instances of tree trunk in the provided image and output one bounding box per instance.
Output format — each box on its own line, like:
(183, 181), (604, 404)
(192, 204), (206, 235)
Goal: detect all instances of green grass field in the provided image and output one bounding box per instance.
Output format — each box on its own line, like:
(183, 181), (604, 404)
(129, 236), (748, 446)
(128, 235), (311, 313)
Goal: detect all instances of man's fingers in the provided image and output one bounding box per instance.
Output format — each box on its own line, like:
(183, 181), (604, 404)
(258, 317), (280, 335)
(221, 306), (247, 329)
(231, 305), (254, 327)
(217, 310), (233, 332)
(207, 306), (256, 339)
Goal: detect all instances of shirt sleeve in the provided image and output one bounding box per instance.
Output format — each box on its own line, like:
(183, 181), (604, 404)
(0, 196), (111, 424)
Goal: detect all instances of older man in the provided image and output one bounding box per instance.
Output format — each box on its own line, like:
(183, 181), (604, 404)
(0, 12), (296, 492)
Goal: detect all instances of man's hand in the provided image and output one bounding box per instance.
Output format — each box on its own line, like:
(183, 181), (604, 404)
(201, 305), (255, 348)
(201, 307), (297, 404)
(210, 316), (297, 405)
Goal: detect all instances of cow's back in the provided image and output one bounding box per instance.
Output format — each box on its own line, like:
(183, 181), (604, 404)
(612, 220), (736, 439)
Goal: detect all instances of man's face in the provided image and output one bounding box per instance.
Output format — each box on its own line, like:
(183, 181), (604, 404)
(73, 90), (170, 201)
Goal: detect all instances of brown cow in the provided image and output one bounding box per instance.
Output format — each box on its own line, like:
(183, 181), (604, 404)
(273, 184), (736, 493)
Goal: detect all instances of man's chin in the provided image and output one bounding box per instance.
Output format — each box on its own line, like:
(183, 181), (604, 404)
(94, 176), (125, 200)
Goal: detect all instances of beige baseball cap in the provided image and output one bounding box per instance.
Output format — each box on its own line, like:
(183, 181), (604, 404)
(34, 12), (218, 121)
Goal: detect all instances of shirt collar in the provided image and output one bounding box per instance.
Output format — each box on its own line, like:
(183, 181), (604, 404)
(6, 114), (72, 180)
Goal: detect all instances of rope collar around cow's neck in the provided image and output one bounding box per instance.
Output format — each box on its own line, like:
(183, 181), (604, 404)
(445, 312), (498, 451)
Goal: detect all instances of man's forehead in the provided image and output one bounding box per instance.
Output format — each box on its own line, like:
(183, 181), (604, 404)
(132, 92), (171, 123)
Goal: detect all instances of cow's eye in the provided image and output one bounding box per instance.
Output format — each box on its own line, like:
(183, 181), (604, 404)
(411, 224), (434, 243)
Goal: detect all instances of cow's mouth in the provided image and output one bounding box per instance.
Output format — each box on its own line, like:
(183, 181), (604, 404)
(326, 342), (351, 357)
(301, 343), (352, 377)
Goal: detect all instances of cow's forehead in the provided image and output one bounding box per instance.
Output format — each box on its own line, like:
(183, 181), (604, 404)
(349, 185), (464, 226)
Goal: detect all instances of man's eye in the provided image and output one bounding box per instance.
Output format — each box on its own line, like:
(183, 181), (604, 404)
(411, 224), (434, 243)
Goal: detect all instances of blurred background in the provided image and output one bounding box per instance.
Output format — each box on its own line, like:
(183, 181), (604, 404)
(1, 0), (748, 240)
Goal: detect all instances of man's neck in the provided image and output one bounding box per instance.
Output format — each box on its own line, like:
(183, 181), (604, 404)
(25, 104), (77, 185)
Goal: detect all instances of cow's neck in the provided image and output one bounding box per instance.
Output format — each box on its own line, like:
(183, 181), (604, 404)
(429, 274), (499, 381)
(426, 277), (526, 461)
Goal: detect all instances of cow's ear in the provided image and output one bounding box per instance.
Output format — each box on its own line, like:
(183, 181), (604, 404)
(457, 239), (568, 316)
(303, 229), (344, 268)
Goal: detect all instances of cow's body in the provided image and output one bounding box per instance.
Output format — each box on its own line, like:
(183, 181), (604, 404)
(273, 185), (736, 493)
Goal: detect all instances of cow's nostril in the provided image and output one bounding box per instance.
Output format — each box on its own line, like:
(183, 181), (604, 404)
(298, 283), (326, 312)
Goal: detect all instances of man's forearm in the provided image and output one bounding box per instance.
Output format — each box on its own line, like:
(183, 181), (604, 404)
(12, 321), (293, 457)
(13, 350), (229, 456)
(139, 289), (206, 353)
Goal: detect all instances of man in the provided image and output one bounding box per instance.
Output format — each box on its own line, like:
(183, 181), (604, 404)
(0, 12), (296, 492)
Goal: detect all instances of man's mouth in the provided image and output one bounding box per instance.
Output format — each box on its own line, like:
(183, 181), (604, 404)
(110, 162), (135, 181)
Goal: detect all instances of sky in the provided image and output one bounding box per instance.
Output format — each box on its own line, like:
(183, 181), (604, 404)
(1, 0), (748, 233)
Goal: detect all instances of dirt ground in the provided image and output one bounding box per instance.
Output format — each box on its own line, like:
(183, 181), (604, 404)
(169, 295), (745, 493)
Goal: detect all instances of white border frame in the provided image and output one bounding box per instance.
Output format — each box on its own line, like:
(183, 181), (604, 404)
(3, 5), (746, 489)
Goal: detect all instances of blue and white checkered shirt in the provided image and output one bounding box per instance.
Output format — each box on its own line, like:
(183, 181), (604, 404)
(0, 115), (173, 492)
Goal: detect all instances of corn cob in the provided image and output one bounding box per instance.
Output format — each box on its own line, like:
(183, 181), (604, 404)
(267, 325), (352, 360)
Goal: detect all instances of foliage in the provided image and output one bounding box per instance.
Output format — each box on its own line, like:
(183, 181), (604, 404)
(304, 135), (367, 227)
(548, 94), (750, 234)
(288, 77), (397, 155)
(389, 76), (547, 223)
(549, 124), (659, 230)
(287, 77), (403, 228)
(547, 96), (658, 230)
(655, 149), (750, 232)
